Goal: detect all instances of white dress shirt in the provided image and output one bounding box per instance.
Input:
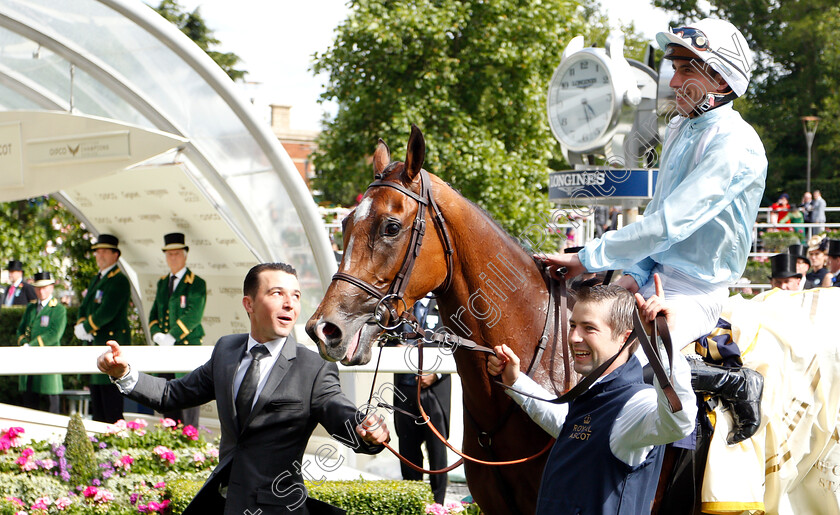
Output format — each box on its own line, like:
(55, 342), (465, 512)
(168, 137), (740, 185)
(506, 340), (697, 468)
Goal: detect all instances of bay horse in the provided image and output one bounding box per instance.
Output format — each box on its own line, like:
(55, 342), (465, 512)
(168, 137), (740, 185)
(306, 125), (569, 514)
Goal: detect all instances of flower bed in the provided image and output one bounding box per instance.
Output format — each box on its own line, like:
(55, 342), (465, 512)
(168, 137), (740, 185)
(0, 418), (482, 514)
(0, 416), (216, 514)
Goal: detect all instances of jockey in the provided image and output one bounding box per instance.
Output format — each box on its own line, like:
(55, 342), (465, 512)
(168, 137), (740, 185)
(542, 18), (766, 444)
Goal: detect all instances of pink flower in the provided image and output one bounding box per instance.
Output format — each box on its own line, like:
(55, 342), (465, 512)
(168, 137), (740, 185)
(193, 452), (206, 463)
(154, 481), (166, 489)
(55, 496), (72, 510)
(207, 448), (219, 458)
(114, 454), (134, 470)
(4, 496), (24, 506)
(31, 496), (51, 509)
(40, 458), (56, 470)
(153, 446), (176, 464)
(82, 486), (98, 498)
(21, 460), (38, 472)
(21, 447), (34, 458)
(105, 420), (128, 436)
(182, 425), (199, 440)
(160, 418), (177, 428)
(425, 503), (448, 515)
(93, 489), (114, 503)
(126, 419), (148, 430)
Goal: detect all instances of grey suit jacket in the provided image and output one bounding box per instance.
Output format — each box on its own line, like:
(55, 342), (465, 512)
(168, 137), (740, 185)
(127, 333), (382, 515)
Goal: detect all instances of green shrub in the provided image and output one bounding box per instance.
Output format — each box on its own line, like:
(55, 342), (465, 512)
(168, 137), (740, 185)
(306, 479), (433, 515)
(760, 231), (801, 252)
(64, 413), (98, 486)
(165, 478), (205, 514)
(742, 260), (771, 285)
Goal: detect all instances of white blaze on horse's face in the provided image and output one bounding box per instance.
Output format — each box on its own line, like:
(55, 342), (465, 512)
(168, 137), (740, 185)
(341, 197), (373, 273)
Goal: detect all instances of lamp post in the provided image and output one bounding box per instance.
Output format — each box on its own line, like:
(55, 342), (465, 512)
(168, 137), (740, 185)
(801, 115), (821, 193)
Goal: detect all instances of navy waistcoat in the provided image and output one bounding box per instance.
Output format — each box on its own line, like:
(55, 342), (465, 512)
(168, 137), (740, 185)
(536, 357), (665, 514)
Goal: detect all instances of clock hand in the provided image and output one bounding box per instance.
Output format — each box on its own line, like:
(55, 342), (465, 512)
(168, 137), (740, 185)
(582, 100), (591, 124)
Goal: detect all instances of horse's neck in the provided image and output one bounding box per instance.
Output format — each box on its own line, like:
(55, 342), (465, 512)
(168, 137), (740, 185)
(434, 187), (550, 385)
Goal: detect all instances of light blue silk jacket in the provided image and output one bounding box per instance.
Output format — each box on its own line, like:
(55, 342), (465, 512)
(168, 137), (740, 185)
(580, 103), (767, 288)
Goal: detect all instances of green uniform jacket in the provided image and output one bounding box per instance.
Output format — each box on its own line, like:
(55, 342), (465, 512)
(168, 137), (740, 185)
(148, 268), (206, 346)
(78, 266), (131, 385)
(17, 298), (65, 394)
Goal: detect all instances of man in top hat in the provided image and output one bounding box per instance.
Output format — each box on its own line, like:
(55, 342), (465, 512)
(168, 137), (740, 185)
(769, 253), (802, 291)
(17, 271), (65, 413)
(806, 236), (833, 289)
(148, 232), (207, 427)
(787, 244), (811, 290)
(75, 234), (132, 423)
(3, 260), (37, 307)
(827, 240), (840, 287)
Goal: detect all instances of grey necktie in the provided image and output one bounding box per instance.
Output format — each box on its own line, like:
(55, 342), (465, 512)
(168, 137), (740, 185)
(235, 345), (271, 428)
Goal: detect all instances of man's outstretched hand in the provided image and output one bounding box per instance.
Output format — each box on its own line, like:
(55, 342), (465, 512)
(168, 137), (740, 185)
(97, 341), (129, 379)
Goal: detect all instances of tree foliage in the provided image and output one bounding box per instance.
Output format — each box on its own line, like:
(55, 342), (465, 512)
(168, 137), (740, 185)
(654, 0), (840, 202)
(0, 198), (96, 298)
(151, 0), (247, 82)
(311, 0), (648, 235)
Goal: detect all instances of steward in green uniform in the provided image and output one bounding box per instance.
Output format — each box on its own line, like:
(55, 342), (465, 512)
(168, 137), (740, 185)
(148, 232), (206, 427)
(75, 234), (131, 423)
(17, 271), (65, 413)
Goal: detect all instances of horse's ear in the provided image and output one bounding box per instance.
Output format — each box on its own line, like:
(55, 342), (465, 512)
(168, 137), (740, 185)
(373, 139), (390, 178)
(404, 124), (425, 182)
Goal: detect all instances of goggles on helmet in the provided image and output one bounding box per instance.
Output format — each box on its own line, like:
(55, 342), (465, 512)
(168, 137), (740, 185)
(671, 27), (710, 51)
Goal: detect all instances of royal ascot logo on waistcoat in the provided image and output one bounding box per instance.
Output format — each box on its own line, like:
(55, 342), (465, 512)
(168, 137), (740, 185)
(569, 414), (593, 441)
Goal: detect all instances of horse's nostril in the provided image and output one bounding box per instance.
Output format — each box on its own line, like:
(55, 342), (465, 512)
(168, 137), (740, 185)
(322, 322), (342, 341)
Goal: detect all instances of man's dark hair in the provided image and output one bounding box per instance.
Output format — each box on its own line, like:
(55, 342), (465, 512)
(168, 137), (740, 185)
(575, 284), (635, 340)
(243, 262), (297, 297)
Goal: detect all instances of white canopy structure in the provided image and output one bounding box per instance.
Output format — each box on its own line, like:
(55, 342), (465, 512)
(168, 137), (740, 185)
(0, 0), (336, 342)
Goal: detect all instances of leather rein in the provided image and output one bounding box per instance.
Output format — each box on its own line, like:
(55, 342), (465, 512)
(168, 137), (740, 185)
(330, 168), (682, 475)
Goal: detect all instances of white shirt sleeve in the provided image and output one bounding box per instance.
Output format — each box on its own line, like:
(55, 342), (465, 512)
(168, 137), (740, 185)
(113, 365), (139, 394)
(505, 374), (569, 438)
(609, 340), (697, 467)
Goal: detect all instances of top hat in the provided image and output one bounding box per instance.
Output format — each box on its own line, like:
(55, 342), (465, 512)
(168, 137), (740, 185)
(788, 244), (810, 266)
(162, 233), (189, 252)
(770, 253), (801, 279)
(32, 271), (55, 288)
(91, 234), (120, 251)
(829, 240), (840, 258)
(6, 260), (23, 272)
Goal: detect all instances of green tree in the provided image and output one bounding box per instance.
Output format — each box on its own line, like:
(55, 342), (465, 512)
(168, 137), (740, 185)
(653, 0), (840, 202)
(0, 198), (96, 299)
(311, 0), (646, 235)
(151, 0), (247, 82)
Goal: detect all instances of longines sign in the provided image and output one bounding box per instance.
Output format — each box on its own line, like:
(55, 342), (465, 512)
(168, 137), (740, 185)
(549, 168), (658, 201)
(0, 123), (23, 188)
(28, 131), (130, 165)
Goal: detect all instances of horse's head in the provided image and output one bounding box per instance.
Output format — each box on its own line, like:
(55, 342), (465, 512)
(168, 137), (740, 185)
(306, 126), (451, 365)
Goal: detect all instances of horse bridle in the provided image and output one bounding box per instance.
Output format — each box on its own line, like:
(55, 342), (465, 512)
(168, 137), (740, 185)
(332, 166), (454, 328)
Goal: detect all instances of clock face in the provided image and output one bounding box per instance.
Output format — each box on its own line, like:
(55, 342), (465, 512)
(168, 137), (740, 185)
(547, 52), (618, 151)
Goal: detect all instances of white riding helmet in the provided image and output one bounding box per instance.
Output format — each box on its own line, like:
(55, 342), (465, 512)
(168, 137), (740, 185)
(656, 18), (753, 97)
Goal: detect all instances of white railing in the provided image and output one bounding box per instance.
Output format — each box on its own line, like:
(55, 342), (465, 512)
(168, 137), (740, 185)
(0, 345), (457, 376)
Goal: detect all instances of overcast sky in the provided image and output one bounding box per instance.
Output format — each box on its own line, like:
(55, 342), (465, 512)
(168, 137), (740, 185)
(177, 0), (674, 131)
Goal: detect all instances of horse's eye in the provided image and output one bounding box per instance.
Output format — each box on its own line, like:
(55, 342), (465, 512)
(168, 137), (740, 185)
(382, 220), (401, 237)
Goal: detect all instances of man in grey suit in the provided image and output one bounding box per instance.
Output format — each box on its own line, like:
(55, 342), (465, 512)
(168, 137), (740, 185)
(97, 262), (389, 515)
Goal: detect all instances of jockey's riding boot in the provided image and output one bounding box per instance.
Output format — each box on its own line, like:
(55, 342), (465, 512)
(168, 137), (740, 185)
(688, 359), (764, 444)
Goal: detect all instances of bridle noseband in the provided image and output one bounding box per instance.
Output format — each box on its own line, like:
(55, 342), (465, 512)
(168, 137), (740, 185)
(332, 166), (454, 327)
